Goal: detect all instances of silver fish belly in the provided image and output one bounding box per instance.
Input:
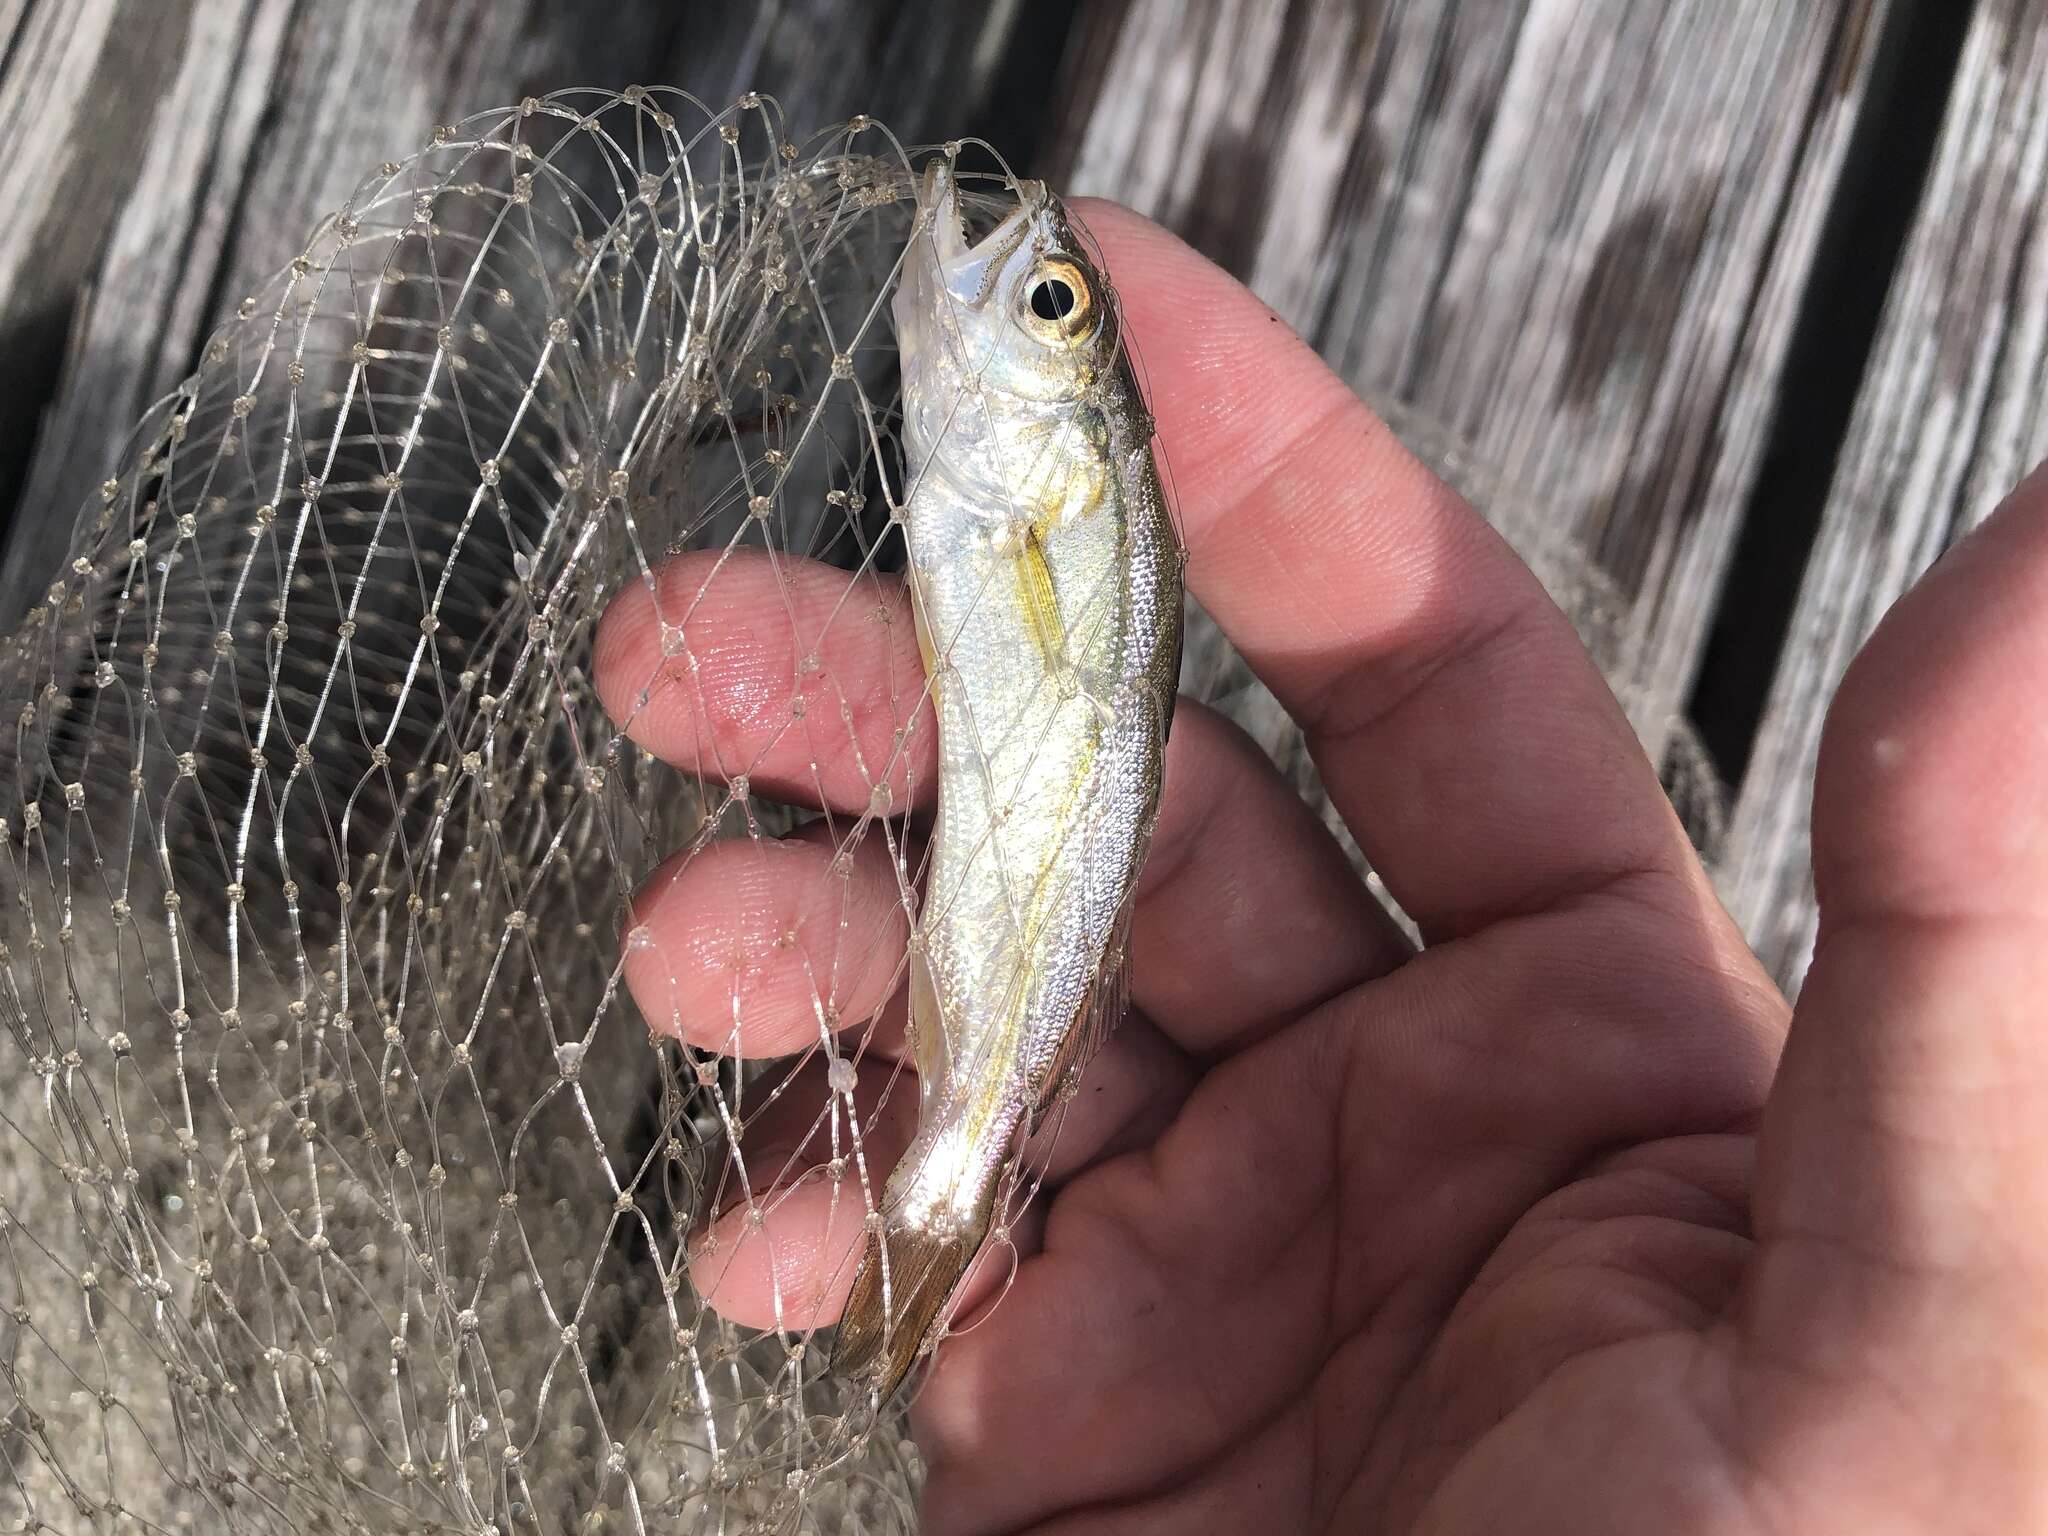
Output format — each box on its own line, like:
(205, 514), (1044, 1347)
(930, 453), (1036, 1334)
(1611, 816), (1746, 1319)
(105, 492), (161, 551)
(833, 164), (1183, 1397)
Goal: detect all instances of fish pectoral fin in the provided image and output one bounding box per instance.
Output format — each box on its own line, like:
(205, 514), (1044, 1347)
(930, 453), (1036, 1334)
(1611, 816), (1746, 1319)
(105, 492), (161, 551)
(1015, 528), (1067, 672)
(834, 1199), (995, 1400)
(907, 945), (951, 1093)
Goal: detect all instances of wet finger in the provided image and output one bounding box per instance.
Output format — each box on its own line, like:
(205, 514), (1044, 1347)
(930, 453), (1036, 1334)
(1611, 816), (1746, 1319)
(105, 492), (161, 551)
(687, 1173), (873, 1337)
(623, 820), (912, 1056)
(593, 548), (937, 812)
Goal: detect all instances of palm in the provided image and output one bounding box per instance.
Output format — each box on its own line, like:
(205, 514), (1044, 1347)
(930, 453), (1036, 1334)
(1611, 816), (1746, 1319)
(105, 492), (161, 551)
(596, 201), (2048, 1534)
(913, 857), (1776, 1534)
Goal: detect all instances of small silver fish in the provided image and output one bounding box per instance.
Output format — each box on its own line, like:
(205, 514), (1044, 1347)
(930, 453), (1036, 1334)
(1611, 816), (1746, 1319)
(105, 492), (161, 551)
(834, 164), (1184, 1397)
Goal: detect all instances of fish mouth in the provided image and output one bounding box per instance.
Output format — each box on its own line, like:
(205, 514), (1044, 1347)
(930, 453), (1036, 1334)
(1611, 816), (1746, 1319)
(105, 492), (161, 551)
(914, 160), (1046, 308)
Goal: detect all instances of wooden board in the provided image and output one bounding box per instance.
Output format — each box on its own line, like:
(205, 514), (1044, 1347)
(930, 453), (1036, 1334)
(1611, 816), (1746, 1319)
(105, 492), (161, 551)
(0, 3), (2034, 1522)
(1720, 0), (2048, 983)
(1047, 0), (1894, 778)
(0, 0), (1026, 630)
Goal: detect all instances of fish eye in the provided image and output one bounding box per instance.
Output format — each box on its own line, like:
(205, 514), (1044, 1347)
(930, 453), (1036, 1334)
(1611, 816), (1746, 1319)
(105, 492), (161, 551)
(1029, 277), (1076, 322)
(1020, 257), (1096, 344)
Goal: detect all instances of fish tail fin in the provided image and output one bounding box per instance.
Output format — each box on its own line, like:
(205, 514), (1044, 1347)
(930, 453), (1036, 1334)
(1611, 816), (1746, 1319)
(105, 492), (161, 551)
(834, 1206), (991, 1400)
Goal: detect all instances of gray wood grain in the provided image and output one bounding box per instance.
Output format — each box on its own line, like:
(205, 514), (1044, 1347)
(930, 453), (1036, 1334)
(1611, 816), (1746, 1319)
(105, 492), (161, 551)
(0, 0), (1026, 629)
(1048, 0), (1892, 777)
(1721, 0), (2048, 984)
(2, 0), (292, 626)
(0, 0), (664, 628)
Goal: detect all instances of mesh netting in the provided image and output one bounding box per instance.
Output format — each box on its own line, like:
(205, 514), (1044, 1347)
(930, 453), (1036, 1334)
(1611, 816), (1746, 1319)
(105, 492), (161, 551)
(0, 88), (960, 1534)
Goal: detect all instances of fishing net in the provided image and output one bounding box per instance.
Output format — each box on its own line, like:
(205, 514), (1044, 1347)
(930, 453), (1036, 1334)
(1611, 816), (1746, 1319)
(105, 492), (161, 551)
(0, 87), (958, 1534)
(0, 81), (1727, 1535)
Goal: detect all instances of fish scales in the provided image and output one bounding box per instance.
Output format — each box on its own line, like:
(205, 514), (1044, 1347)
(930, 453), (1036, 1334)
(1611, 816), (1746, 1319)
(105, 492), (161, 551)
(834, 164), (1184, 1397)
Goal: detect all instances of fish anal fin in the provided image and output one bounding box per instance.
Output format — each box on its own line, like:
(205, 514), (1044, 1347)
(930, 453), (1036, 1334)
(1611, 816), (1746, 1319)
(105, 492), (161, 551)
(1031, 938), (1131, 1124)
(834, 1201), (994, 1400)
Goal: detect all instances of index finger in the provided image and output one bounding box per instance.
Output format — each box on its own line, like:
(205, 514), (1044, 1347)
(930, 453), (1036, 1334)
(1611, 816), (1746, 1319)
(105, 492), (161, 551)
(1077, 200), (1700, 941)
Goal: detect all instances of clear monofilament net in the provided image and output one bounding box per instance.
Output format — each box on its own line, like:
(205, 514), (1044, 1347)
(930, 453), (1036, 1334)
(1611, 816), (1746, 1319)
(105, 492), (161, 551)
(0, 87), (998, 1534)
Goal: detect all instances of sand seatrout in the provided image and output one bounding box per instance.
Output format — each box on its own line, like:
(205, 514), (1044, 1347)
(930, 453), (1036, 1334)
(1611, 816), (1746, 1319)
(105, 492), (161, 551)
(833, 164), (1184, 1397)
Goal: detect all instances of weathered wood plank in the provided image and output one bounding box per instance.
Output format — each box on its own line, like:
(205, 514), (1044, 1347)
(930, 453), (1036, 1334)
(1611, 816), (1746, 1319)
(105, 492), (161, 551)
(1048, 0), (1893, 776)
(0, 2), (32, 60)
(0, 0), (729, 629)
(0, 0), (1029, 628)
(1721, 0), (2048, 984)
(1, 0), (298, 623)
(0, 0), (191, 584)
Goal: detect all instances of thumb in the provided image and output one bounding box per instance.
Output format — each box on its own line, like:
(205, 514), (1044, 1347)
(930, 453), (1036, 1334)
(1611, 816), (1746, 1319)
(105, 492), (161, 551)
(1739, 467), (2048, 1521)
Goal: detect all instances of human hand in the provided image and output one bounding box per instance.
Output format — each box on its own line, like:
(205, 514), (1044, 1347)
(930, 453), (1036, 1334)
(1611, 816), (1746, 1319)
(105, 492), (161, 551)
(593, 203), (2048, 1533)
